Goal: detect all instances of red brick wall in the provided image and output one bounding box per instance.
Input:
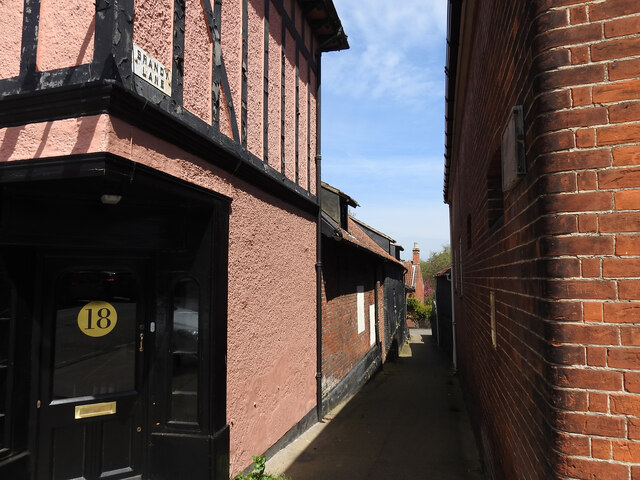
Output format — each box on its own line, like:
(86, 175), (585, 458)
(321, 240), (378, 395)
(449, 0), (640, 478)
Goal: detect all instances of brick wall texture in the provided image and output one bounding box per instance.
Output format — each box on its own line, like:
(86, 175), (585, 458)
(321, 240), (379, 394)
(448, 1), (640, 478)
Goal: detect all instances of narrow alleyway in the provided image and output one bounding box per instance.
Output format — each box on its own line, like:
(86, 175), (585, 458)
(266, 329), (485, 480)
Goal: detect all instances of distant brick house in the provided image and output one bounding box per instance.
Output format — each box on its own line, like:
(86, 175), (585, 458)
(320, 183), (407, 413)
(445, 0), (640, 478)
(0, 1), (347, 478)
(403, 242), (425, 328)
(404, 242), (425, 304)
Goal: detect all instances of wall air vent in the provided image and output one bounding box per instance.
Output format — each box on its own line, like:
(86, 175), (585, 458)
(501, 105), (526, 191)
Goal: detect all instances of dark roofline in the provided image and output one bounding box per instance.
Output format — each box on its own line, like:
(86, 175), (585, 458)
(320, 213), (406, 270)
(300, 0), (350, 52)
(350, 215), (397, 243)
(321, 181), (359, 207)
(444, 0), (463, 203)
(434, 265), (452, 277)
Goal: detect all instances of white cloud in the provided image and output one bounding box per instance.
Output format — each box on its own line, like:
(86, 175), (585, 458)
(324, 155), (444, 179)
(319, 3), (452, 259)
(336, 0), (447, 46)
(326, 0), (448, 108)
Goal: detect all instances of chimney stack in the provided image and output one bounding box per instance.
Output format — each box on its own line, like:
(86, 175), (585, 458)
(413, 242), (420, 265)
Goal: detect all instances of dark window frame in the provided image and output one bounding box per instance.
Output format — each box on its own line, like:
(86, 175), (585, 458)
(487, 149), (505, 231)
(168, 276), (202, 428)
(0, 276), (16, 459)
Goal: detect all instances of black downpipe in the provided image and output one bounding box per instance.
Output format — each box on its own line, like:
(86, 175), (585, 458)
(315, 54), (324, 422)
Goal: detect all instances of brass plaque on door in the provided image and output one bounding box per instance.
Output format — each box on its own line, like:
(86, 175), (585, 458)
(75, 401), (117, 419)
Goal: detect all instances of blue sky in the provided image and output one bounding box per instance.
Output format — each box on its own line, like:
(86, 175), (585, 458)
(320, 0), (450, 261)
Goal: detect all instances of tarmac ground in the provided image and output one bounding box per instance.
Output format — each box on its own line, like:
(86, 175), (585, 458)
(266, 328), (485, 480)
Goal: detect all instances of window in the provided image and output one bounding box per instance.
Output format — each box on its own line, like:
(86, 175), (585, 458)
(458, 236), (463, 297)
(170, 278), (200, 424)
(490, 291), (497, 349)
(487, 150), (504, 230)
(0, 277), (14, 458)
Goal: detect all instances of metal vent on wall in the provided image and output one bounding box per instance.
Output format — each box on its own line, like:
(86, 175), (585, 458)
(501, 105), (526, 192)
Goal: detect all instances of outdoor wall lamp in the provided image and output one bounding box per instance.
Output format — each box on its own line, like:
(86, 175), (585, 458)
(100, 194), (122, 205)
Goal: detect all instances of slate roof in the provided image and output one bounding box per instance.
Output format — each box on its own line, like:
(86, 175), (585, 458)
(434, 265), (452, 277)
(320, 211), (405, 269)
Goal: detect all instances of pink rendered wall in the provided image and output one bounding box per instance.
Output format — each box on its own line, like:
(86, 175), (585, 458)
(284, 0), (293, 18)
(37, 0), (94, 71)
(220, 88), (235, 139)
(0, 0), (23, 80)
(284, 30), (296, 182)
(184, 0), (213, 123)
(309, 72), (317, 195)
(221, 0), (242, 140)
(298, 55), (308, 190)
(0, 116), (111, 161)
(304, 16), (312, 56)
(267, 3), (282, 169)
(133, 0), (174, 68)
(247, 0), (265, 157)
(295, 4), (303, 37)
(0, 115), (317, 475)
(129, 0), (319, 191)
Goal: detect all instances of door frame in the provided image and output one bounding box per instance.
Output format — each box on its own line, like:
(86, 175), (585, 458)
(0, 155), (231, 480)
(35, 253), (153, 480)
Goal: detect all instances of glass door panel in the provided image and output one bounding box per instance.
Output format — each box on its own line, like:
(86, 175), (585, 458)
(53, 270), (138, 400)
(170, 278), (200, 424)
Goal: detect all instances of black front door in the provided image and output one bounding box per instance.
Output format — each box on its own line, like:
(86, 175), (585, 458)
(36, 256), (150, 480)
(0, 157), (230, 480)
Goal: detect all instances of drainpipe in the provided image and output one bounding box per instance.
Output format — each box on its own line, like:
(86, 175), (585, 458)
(315, 54), (324, 422)
(446, 0), (462, 372)
(449, 205), (458, 371)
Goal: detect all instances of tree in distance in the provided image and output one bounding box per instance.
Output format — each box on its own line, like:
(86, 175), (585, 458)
(420, 244), (451, 300)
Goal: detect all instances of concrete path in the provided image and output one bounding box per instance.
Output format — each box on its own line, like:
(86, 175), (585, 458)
(266, 329), (485, 480)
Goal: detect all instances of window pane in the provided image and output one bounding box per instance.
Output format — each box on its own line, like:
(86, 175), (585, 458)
(170, 279), (199, 423)
(0, 277), (13, 455)
(53, 270), (138, 399)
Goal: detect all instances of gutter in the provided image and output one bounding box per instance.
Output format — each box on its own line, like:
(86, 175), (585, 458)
(444, 0), (463, 204)
(445, 0), (463, 370)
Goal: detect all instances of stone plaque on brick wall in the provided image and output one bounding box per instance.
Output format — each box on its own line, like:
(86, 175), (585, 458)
(501, 105), (526, 191)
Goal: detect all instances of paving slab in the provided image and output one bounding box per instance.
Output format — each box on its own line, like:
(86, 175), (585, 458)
(266, 329), (485, 480)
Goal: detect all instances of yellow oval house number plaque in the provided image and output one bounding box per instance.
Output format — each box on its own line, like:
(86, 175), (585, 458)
(78, 301), (118, 337)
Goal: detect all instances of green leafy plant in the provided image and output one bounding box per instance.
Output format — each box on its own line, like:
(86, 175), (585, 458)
(232, 456), (290, 480)
(407, 297), (431, 321)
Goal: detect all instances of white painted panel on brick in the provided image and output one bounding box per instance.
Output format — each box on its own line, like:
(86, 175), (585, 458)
(369, 304), (375, 345)
(357, 286), (365, 333)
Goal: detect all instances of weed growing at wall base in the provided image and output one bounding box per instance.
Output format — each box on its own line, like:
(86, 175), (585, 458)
(232, 456), (291, 480)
